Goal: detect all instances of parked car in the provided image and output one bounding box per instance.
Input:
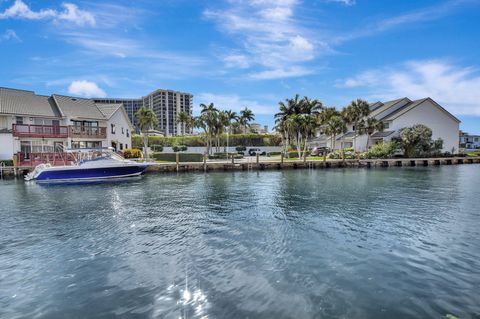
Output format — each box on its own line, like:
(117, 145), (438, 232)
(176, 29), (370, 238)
(311, 146), (329, 156)
(248, 148), (266, 156)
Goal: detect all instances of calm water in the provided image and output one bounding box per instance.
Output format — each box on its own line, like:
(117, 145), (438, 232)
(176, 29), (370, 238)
(1, 166), (479, 319)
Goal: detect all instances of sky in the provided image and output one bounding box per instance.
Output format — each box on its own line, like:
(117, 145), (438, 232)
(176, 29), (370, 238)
(1, 0), (480, 134)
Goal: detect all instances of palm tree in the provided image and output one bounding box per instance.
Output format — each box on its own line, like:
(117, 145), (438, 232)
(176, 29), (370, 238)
(343, 99), (370, 151)
(239, 107), (255, 133)
(223, 110), (238, 153)
(324, 115), (346, 152)
(275, 95), (300, 153)
(135, 107), (159, 161)
(358, 117), (384, 150)
(176, 111), (193, 135)
(200, 103), (218, 155)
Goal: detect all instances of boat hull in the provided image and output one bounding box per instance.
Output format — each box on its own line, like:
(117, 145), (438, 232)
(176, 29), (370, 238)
(35, 164), (149, 183)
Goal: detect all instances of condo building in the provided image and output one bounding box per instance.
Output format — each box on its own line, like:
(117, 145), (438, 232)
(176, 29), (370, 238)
(95, 88), (193, 136)
(0, 87), (133, 164)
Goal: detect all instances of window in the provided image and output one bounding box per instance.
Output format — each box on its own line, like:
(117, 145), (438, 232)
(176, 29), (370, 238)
(122, 127), (124, 134)
(126, 129), (129, 137)
(120, 143), (123, 150)
(383, 122), (390, 129)
(111, 124), (116, 134)
(125, 144), (128, 149)
(16, 116), (23, 125)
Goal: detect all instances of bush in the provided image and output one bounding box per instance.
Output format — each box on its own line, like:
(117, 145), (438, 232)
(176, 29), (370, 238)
(0, 159), (13, 166)
(172, 145), (188, 152)
(151, 145), (163, 152)
(151, 153), (204, 162)
(208, 152), (244, 159)
(364, 142), (398, 159)
(122, 148), (142, 159)
(327, 148), (356, 159)
(236, 146), (247, 152)
(268, 152), (281, 157)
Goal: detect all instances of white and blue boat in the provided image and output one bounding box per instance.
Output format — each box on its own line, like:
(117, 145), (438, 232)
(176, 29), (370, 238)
(25, 148), (151, 183)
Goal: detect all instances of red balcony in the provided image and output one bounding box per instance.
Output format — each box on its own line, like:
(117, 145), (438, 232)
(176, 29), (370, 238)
(16, 152), (76, 167)
(69, 126), (107, 139)
(12, 124), (69, 138)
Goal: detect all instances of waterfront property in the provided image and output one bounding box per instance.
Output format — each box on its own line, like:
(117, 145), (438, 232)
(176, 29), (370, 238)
(310, 97), (460, 153)
(460, 130), (480, 151)
(94, 88), (193, 136)
(0, 87), (133, 164)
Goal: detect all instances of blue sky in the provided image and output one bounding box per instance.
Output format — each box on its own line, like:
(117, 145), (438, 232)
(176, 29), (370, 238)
(1, 0), (480, 134)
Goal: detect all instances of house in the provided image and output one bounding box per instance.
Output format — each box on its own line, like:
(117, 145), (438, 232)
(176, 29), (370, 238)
(310, 97), (460, 153)
(0, 87), (133, 164)
(459, 131), (480, 151)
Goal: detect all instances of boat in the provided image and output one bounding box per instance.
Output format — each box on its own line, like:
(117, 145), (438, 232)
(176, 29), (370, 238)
(25, 148), (151, 183)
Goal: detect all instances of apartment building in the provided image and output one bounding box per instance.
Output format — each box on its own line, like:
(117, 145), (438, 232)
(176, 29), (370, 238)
(460, 131), (480, 151)
(95, 88), (193, 136)
(0, 87), (133, 162)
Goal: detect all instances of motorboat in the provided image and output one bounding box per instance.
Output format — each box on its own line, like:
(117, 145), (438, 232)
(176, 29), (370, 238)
(25, 148), (151, 183)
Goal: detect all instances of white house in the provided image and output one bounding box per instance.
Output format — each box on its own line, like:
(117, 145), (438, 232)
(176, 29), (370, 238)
(0, 87), (133, 164)
(310, 97), (460, 153)
(460, 131), (480, 151)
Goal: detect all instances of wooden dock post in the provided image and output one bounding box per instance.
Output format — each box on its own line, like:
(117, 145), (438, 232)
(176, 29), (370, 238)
(256, 153), (259, 165)
(176, 153), (180, 172)
(231, 154), (234, 164)
(203, 154), (207, 172)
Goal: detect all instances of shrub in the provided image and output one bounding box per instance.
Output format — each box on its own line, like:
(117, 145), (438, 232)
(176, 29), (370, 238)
(236, 146), (247, 152)
(122, 148), (142, 159)
(209, 152), (243, 159)
(287, 151), (299, 158)
(172, 145), (188, 152)
(327, 148), (356, 159)
(268, 152), (281, 157)
(0, 159), (13, 166)
(151, 152), (204, 162)
(365, 142), (398, 159)
(151, 145), (163, 152)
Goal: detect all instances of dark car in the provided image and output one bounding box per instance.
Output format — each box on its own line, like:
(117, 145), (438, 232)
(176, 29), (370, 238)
(310, 146), (329, 156)
(248, 148), (266, 156)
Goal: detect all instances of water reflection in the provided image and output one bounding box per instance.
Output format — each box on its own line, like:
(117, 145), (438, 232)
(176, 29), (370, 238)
(0, 166), (479, 318)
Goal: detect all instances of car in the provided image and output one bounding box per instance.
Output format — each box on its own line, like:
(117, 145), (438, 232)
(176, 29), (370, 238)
(310, 146), (329, 156)
(248, 148), (266, 156)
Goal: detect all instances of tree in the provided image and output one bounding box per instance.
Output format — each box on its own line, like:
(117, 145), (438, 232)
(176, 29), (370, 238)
(275, 95), (301, 153)
(199, 103), (218, 155)
(239, 107), (255, 133)
(324, 115), (347, 153)
(394, 124), (442, 157)
(223, 110), (238, 152)
(176, 111), (193, 135)
(135, 107), (159, 161)
(343, 99), (370, 151)
(358, 117), (384, 150)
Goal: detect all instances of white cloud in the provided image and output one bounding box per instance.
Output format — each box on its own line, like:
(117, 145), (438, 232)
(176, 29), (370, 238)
(1, 29), (21, 42)
(56, 3), (95, 27)
(0, 0), (95, 26)
(196, 93), (275, 115)
(223, 54), (250, 68)
(337, 60), (480, 116)
(68, 80), (106, 98)
(327, 0), (356, 5)
(204, 0), (321, 79)
(249, 66), (314, 80)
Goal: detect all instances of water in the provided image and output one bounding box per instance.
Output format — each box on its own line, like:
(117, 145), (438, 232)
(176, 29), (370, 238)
(1, 166), (479, 319)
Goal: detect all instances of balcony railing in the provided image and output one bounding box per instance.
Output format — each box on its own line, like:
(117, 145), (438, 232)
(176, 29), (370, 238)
(69, 126), (107, 139)
(12, 124), (69, 138)
(16, 152), (76, 167)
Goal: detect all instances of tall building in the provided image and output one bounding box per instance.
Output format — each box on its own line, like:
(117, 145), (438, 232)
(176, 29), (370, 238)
(94, 88), (193, 136)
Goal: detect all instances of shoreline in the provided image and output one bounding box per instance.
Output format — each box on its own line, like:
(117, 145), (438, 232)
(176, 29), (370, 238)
(1, 157), (478, 179)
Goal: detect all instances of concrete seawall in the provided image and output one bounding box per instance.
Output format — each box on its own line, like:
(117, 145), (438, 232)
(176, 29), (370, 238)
(144, 157), (480, 173)
(1, 157), (479, 179)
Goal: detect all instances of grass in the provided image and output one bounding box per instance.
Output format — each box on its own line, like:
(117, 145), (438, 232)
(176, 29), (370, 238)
(466, 151), (480, 157)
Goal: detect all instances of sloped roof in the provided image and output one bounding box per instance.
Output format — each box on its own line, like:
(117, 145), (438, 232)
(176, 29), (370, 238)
(52, 94), (105, 120)
(381, 97), (461, 123)
(0, 87), (62, 117)
(372, 97), (411, 120)
(96, 103), (123, 119)
(379, 98), (428, 121)
(336, 131), (356, 140)
(371, 130), (396, 138)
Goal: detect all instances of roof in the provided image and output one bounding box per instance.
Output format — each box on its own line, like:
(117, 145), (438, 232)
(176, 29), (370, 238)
(52, 94), (105, 120)
(96, 103), (123, 119)
(372, 97), (411, 120)
(336, 131), (356, 140)
(0, 87), (62, 117)
(381, 97), (461, 123)
(369, 101), (384, 112)
(371, 131), (396, 138)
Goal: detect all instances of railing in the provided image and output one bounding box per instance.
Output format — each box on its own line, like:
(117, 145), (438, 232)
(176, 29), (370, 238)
(69, 126), (107, 139)
(16, 152), (77, 167)
(12, 124), (69, 138)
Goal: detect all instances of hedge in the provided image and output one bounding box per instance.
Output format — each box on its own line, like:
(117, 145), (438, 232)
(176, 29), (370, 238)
(208, 152), (244, 159)
(132, 134), (282, 148)
(0, 159), (13, 166)
(151, 152), (204, 162)
(123, 148), (142, 159)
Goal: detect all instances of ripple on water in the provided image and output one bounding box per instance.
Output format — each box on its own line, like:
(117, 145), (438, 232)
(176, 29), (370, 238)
(1, 166), (480, 319)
